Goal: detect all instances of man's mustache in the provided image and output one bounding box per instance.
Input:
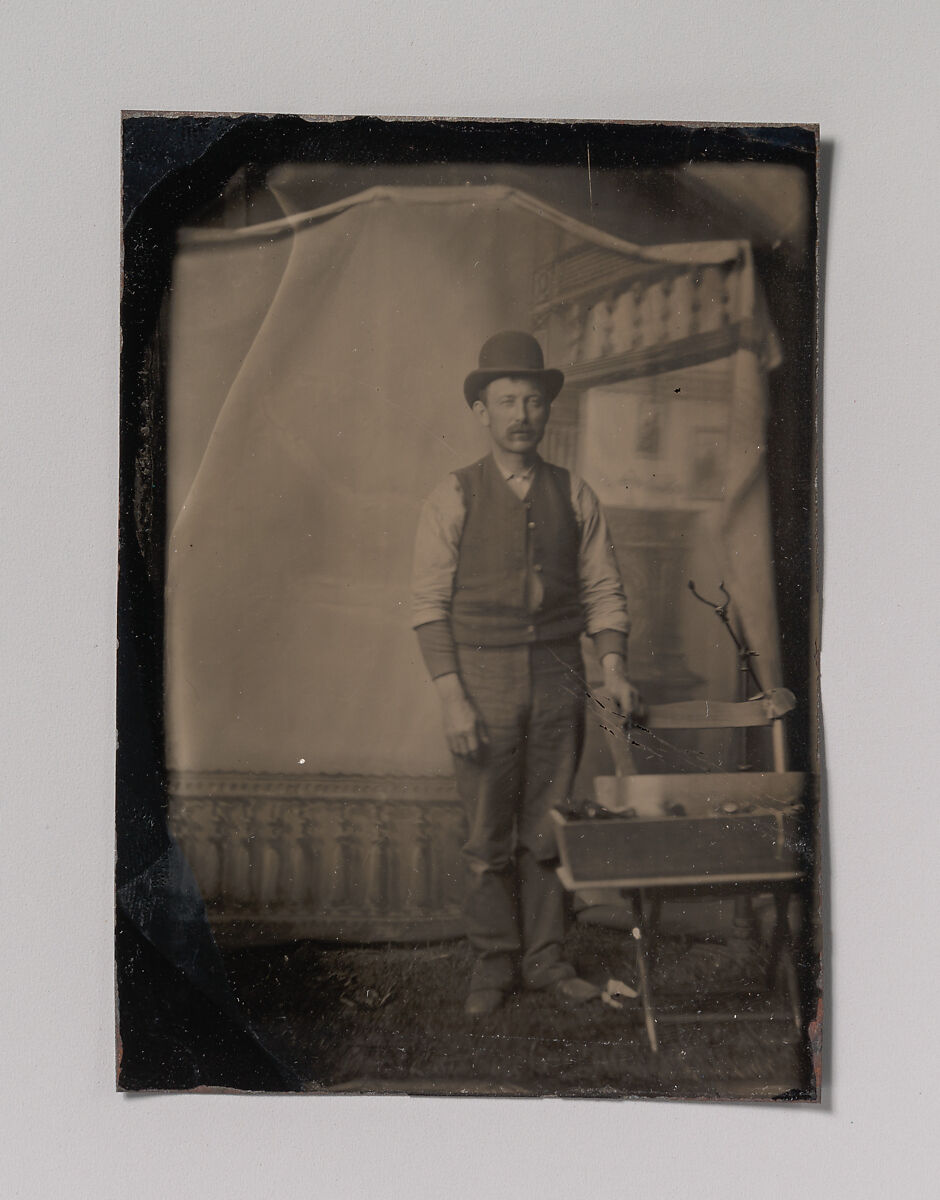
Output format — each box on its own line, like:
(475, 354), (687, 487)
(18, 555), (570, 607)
(507, 425), (534, 434)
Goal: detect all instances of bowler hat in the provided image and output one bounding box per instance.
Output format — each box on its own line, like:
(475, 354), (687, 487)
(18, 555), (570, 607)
(463, 330), (564, 407)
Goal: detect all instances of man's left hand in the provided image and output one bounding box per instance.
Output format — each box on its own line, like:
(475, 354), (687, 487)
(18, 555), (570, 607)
(596, 656), (645, 723)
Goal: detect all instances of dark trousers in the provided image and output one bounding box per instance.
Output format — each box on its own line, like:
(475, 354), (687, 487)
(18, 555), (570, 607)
(453, 638), (586, 993)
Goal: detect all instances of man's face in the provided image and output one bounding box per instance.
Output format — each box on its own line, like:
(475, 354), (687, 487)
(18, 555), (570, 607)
(473, 376), (550, 455)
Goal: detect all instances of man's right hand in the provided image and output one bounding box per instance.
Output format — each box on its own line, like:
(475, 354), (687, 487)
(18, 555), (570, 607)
(434, 673), (489, 761)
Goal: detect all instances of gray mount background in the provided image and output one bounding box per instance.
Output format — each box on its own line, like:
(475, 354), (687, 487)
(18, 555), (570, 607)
(3, 1), (937, 1198)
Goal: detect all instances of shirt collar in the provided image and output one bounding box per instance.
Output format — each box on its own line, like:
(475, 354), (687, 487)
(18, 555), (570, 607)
(495, 457), (539, 483)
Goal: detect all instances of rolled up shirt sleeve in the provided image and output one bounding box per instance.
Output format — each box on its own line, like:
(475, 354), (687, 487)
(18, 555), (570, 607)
(411, 474), (466, 677)
(572, 475), (630, 658)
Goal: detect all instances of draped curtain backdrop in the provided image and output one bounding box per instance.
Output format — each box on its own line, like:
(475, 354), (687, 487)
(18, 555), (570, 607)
(166, 185), (782, 781)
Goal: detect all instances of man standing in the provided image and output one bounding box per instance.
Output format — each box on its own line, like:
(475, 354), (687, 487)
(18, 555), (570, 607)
(411, 331), (640, 1017)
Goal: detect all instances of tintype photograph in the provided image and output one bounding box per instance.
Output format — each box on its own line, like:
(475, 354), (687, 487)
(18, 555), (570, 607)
(118, 115), (821, 1099)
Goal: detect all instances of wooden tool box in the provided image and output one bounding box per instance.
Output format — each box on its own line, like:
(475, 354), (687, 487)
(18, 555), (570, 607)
(553, 770), (804, 885)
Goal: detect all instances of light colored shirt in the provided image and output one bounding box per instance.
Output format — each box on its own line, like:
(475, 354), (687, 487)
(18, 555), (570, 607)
(411, 456), (630, 645)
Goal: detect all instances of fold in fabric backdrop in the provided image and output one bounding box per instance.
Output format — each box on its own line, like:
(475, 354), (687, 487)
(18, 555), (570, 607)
(166, 186), (782, 777)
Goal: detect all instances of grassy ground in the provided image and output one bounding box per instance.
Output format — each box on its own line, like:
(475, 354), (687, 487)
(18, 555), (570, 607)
(222, 919), (814, 1100)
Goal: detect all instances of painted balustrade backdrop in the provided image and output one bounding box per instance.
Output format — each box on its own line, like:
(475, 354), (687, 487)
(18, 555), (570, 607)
(170, 772), (467, 943)
(533, 246), (751, 385)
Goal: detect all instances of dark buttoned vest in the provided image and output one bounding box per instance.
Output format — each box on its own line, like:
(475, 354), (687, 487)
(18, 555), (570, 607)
(451, 455), (582, 647)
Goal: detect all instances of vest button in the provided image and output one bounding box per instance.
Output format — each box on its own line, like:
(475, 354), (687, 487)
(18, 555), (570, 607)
(527, 521), (536, 530)
(533, 563), (543, 573)
(526, 624), (535, 634)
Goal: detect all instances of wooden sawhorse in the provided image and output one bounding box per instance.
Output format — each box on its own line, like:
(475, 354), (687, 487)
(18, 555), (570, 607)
(559, 866), (804, 1053)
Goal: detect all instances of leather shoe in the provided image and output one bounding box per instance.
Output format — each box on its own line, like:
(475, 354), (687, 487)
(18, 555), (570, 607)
(546, 977), (601, 1009)
(464, 988), (505, 1017)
